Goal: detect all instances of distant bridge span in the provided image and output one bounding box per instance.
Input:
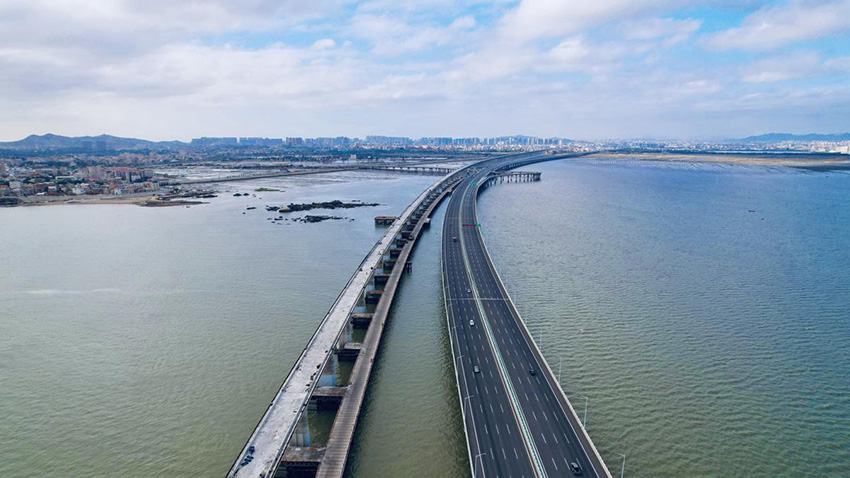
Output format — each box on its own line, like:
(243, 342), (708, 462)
(165, 164), (460, 186)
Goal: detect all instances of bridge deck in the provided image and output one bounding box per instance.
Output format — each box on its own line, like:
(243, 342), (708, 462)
(228, 168), (464, 478)
(316, 175), (457, 478)
(442, 152), (611, 478)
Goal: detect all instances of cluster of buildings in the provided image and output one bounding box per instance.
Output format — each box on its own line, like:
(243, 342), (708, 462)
(3, 132), (847, 204)
(190, 136), (355, 148)
(0, 162), (162, 198)
(187, 135), (850, 153)
(363, 135), (569, 147)
(583, 138), (850, 154)
(188, 135), (572, 150)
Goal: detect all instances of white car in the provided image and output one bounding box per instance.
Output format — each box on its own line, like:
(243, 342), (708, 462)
(469, 319), (475, 326)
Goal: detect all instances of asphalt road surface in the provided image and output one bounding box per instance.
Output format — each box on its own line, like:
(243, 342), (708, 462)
(443, 153), (608, 478)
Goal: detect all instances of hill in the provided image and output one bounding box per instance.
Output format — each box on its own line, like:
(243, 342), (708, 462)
(739, 133), (850, 142)
(0, 133), (185, 150)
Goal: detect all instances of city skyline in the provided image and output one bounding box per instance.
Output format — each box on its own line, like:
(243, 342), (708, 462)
(2, 0), (849, 141)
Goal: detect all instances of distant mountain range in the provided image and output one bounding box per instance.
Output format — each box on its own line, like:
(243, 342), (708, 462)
(739, 133), (850, 142)
(3, 132), (849, 151)
(0, 133), (186, 150)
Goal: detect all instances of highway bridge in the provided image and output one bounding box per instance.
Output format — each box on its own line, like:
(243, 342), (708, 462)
(226, 151), (609, 478)
(443, 152), (611, 478)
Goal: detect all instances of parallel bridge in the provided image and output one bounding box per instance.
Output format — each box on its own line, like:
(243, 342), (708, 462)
(227, 163), (470, 478)
(227, 151), (609, 478)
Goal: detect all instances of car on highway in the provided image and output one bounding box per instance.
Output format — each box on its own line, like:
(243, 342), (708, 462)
(453, 236), (457, 242)
(569, 462), (582, 475)
(529, 367), (536, 376)
(467, 288), (471, 294)
(469, 319), (475, 326)
(473, 365), (480, 373)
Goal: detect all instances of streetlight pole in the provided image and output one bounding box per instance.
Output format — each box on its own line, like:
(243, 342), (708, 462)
(558, 357), (562, 384)
(617, 453), (626, 478)
(581, 396), (588, 428)
(539, 325), (544, 354)
(473, 452), (486, 477)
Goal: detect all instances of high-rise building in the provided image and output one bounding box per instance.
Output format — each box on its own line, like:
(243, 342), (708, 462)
(190, 137), (238, 147)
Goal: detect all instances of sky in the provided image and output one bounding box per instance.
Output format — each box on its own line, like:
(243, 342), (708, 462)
(1, 0), (849, 141)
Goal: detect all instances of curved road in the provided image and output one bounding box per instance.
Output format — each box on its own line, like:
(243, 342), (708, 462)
(442, 153), (610, 478)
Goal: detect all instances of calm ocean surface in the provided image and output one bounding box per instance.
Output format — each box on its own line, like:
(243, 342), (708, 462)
(0, 171), (439, 477)
(1, 158), (848, 477)
(477, 158), (850, 477)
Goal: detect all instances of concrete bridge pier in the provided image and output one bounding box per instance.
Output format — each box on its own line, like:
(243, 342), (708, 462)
(382, 251), (396, 271)
(291, 410), (311, 447)
(393, 236), (408, 248)
(350, 312), (373, 329)
(318, 355), (337, 388)
(278, 448), (323, 478)
(331, 310), (362, 363)
(372, 272), (390, 287)
(310, 386), (346, 412)
(364, 285), (383, 305)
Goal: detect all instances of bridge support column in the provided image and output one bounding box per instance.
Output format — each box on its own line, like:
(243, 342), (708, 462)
(318, 354), (336, 387)
(350, 313), (373, 329)
(279, 447), (324, 478)
(291, 410), (311, 447)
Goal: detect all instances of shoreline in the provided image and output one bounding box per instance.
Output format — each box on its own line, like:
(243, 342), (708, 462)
(589, 152), (850, 169)
(6, 152), (847, 208)
(15, 193), (205, 207)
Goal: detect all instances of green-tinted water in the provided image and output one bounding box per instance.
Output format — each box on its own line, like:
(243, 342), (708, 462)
(475, 158), (850, 477)
(3, 159), (849, 478)
(0, 172), (437, 477)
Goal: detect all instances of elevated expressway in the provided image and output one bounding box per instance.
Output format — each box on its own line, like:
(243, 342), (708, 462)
(443, 153), (611, 478)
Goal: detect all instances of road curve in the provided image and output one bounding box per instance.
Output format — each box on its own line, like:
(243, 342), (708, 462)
(442, 152), (611, 478)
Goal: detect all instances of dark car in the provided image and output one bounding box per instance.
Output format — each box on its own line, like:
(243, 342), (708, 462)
(529, 367), (536, 376)
(569, 462), (582, 475)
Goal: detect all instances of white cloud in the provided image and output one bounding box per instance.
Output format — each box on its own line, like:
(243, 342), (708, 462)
(741, 51), (822, 83)
(312, 38), (337, 50)
(450, 15), (477, 30)
(543, 37), (628, 75)
(0, 0), (847, 141)
(824, 56), (850, 71)
(620, 17), (702, 44)
(705, 0), (850, 51)
(682, 79), (724, 94)
(498, 0), (672, 42)
(349, 14), (465, 56)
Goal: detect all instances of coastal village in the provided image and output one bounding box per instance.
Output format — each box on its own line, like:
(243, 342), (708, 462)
(0, 163), (159, 198)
